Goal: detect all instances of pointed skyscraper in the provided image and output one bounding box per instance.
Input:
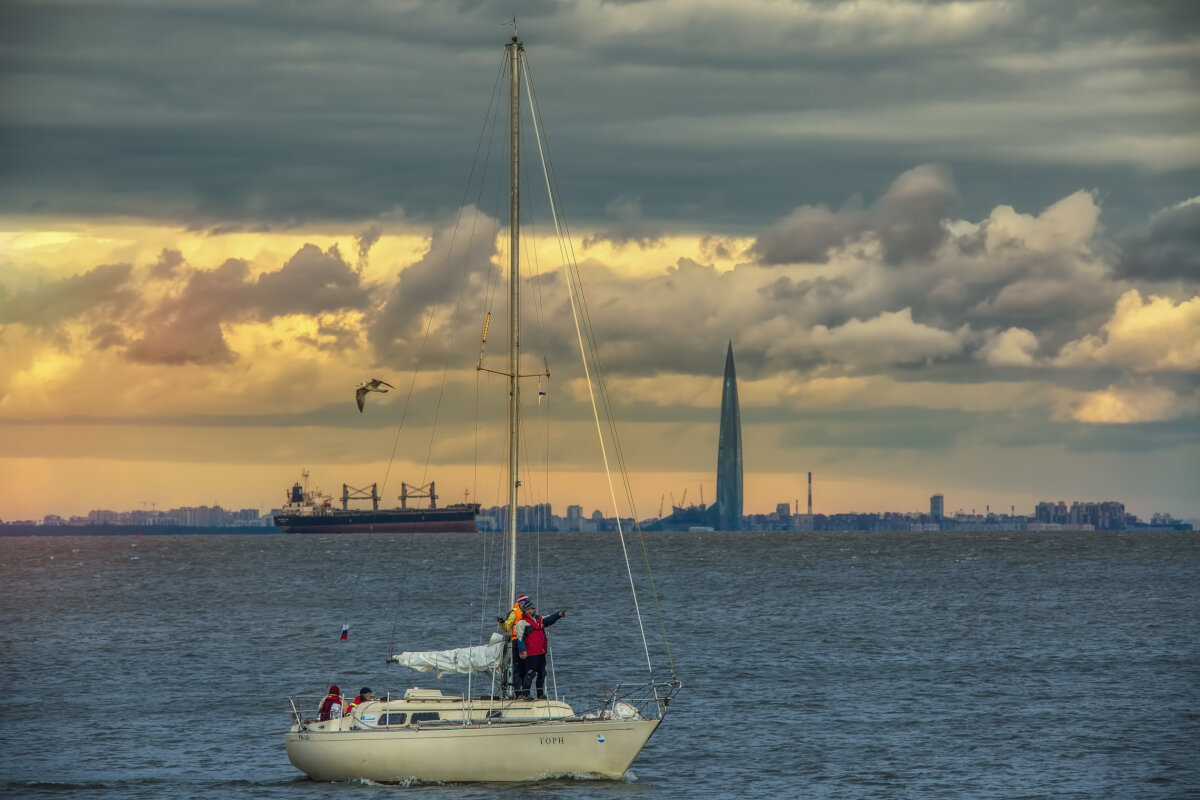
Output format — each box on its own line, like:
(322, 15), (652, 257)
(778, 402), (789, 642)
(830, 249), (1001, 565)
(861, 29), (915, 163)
(715, 341), (743, 531)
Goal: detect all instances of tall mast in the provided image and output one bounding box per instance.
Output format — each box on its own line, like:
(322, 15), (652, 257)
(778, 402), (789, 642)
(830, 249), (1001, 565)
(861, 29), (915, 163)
(506, 35), (521, 608)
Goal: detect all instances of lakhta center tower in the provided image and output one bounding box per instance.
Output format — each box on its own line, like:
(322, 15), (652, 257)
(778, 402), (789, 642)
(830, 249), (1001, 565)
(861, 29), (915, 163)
(715, 341), (743, 531)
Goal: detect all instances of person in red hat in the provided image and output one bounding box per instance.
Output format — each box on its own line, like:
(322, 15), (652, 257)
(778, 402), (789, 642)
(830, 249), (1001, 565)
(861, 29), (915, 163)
(317, 685), (344, 721)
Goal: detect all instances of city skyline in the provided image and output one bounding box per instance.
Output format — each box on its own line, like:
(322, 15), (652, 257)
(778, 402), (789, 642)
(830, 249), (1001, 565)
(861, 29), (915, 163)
(7, 490), (1194, 530)
(2, 2), (1198, 522)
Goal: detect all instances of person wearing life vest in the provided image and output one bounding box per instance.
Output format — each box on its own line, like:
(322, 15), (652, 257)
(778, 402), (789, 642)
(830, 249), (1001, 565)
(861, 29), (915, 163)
(514, 602), (567, 700)
(317, 684), (344, 721)
(497, 594), (532, 696)
(345, 686), (372, 715)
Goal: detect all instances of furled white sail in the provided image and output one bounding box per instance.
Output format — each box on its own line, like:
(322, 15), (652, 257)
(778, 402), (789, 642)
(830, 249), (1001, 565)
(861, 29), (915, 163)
(388, 632), (507, 677)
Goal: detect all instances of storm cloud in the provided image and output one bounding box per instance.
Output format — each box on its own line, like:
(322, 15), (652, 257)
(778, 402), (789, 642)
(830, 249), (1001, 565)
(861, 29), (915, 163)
(2, 0), (1195, 231)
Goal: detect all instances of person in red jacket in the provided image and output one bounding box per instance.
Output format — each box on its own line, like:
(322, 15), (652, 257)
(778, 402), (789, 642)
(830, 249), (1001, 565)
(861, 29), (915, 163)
(317, 684), (344, 721)
(345, 687), (372, 715)
(514, 603), (567, 700)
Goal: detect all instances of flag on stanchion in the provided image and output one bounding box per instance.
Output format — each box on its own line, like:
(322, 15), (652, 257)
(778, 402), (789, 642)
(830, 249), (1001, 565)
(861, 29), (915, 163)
(340, 623), (350, 641)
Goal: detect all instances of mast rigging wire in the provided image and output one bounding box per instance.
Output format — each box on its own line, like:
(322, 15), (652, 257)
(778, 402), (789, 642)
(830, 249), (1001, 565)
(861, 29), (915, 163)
(523, 54), (677, 679)
(521, 55), (675, 679)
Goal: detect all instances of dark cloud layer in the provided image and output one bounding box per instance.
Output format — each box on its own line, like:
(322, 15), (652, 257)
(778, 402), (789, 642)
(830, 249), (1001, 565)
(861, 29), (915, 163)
(1, 0), (1195, 232)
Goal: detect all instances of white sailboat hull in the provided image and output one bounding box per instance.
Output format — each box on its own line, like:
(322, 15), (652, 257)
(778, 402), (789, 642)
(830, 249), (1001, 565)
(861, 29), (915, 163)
(285, 717), (661, 782)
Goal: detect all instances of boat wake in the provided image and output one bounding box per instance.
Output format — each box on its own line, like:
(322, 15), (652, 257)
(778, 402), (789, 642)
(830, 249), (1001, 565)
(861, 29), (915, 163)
(347, 770), (638, 787)
(353, 776), (425, 788)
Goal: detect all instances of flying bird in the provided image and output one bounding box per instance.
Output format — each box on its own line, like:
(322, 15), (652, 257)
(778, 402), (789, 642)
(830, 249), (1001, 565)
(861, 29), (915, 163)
(355, 378), (394, 412)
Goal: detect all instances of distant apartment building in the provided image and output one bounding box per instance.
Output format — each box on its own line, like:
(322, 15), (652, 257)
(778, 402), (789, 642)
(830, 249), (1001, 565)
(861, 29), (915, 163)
(1035, 500), (1126, 530)
(515, 503), (552, 531)
(1035, 501), (1070, 525)
(564, 504), (584, 532)
(178, 505), (226, 526)
(229, 508), (266, 526)
(930, 493), (944, 520)
(1070, 501), (1126, 530)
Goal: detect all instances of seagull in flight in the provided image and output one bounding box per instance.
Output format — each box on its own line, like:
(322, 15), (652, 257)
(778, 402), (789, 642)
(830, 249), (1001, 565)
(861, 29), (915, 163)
(356, 378), (394, 412)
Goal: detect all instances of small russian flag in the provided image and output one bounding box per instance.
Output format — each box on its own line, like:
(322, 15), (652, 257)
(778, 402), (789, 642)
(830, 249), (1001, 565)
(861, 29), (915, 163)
(340, 624), (350, 641)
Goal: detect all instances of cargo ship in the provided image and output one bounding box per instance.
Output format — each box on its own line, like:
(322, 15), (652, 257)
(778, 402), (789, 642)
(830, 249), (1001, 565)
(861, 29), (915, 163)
(273, 472), (478, 534)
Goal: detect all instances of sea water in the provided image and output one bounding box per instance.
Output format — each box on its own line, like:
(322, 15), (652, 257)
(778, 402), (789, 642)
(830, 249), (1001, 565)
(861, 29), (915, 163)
(0, 530), (1196, 799)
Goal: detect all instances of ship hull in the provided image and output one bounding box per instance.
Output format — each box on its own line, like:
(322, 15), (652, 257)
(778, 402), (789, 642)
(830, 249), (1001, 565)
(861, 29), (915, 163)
(274, 508), (477, 534)
(285, 717), (660, 782)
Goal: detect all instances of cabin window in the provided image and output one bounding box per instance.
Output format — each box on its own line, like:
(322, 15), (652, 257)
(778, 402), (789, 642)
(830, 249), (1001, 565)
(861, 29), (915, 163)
(410, 712), (440, 723)
(378, 712), (407, 726)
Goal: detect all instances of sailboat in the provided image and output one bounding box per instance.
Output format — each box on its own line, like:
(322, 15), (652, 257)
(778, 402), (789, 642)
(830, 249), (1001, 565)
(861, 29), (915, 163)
(284, 32), (678, 783)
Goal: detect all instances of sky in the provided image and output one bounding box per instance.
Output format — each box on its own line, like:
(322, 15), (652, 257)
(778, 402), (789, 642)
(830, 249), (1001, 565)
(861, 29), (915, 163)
(1, 0), (1198, 523)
